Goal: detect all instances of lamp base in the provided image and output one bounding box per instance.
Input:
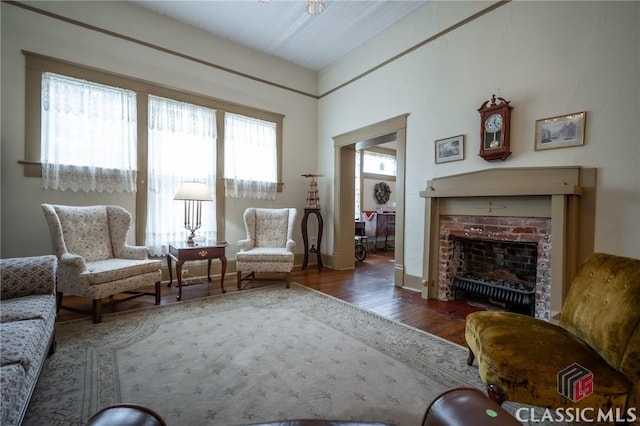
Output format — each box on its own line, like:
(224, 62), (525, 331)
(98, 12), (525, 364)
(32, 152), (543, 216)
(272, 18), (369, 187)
(186, 232), (196, 245)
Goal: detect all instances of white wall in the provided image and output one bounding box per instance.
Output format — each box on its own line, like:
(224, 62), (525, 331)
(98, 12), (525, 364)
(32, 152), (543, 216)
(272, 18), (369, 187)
(1, 2), (318, 259)
(318, 1), (640, 285)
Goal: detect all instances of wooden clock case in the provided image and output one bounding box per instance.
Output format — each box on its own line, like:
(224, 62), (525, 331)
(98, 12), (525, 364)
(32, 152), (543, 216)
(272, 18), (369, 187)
(478, 95), (512, 161)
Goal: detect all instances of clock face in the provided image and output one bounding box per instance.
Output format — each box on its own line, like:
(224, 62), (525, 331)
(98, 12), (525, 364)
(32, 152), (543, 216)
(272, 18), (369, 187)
(484, 113), (503, 133)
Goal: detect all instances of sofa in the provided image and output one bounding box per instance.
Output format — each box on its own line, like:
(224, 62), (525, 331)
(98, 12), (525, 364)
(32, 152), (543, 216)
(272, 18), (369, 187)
(0, 255), (58, 426)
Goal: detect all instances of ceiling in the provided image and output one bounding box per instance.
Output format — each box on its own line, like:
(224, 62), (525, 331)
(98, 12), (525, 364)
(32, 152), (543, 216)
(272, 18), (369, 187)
(132, 0), (428, 72)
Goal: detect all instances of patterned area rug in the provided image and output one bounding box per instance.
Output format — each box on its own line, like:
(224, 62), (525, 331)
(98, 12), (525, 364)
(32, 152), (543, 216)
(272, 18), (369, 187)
(23, 283), (531, 425)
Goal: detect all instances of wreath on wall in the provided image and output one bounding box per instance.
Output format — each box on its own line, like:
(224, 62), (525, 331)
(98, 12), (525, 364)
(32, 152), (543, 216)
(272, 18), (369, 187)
(374, 182), (392, 205)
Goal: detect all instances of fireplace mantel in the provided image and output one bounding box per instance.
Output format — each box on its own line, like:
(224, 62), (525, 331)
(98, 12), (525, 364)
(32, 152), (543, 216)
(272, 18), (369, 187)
(420, 166), (585, 198)
(420, 166), (596, 318)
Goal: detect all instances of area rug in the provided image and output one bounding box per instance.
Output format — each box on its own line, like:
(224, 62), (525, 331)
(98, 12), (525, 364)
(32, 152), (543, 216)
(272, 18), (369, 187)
(24, 283), (531, 426)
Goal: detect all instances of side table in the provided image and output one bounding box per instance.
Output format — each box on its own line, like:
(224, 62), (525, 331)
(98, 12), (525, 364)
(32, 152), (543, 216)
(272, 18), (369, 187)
(167, 241), (227, 300)
(301, 208), (323, 270)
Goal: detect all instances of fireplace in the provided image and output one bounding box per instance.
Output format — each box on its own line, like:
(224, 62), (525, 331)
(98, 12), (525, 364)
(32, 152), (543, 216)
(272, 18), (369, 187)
(439, 216), (551, 318)
(420, 167), (595, 320)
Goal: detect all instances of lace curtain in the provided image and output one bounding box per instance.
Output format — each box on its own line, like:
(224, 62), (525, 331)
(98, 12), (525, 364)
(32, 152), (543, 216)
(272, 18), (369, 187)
(145, 95), (217, 256)
(224, 113), (277, 200)
(40, 72), (137, 192)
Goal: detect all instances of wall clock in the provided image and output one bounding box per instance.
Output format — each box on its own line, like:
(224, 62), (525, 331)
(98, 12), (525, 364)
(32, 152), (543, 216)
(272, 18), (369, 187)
(478, 95), (512, 161)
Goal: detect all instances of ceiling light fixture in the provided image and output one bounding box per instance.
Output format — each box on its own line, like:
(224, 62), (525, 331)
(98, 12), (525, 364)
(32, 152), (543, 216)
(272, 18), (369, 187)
(306, 0), (325, 15)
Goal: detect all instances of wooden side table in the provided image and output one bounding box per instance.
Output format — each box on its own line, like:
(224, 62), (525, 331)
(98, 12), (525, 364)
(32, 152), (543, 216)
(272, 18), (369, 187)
(301, 208), (323, 270)
(167, 241), (227, 300)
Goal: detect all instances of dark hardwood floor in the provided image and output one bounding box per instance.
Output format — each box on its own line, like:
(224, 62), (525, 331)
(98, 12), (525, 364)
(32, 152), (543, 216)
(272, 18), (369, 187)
(56, 250), (469, 346)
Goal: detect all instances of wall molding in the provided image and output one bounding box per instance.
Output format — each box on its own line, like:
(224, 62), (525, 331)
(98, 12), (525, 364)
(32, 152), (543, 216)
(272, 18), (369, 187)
(6, 1), (510, 100)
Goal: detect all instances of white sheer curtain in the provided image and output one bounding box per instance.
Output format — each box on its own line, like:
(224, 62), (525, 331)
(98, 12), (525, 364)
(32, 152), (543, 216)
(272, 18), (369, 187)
(224, 113), (277, 200)
(146, 95), (216, 256)
(40, 72), (137, 193)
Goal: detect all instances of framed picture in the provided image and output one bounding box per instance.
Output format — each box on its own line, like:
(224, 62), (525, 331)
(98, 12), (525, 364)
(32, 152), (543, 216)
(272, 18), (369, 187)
(435, 135), (464, 164)
(535, 111), (586, 151)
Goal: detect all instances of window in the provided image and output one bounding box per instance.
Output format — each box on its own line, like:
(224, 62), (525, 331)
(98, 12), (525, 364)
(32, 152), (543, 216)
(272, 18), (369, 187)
(146, 96), (217, 256)
(40, 72), (137, 192)
(224, 113), (278, 200)
(362, 150), (396, 177)
(23, 52), (285, 248)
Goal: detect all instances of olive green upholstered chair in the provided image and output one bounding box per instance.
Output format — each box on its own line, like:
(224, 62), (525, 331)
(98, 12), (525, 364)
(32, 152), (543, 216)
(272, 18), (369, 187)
(465, 253), (640, 412)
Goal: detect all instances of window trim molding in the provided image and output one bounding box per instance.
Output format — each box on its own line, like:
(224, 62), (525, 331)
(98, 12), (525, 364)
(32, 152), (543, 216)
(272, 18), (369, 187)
(23, 50), (285, 245)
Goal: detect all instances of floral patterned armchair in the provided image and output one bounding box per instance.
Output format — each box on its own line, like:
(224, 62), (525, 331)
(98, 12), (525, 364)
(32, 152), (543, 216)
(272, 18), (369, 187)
(236, 208), (296, 289)
(42, 204), (162, 323)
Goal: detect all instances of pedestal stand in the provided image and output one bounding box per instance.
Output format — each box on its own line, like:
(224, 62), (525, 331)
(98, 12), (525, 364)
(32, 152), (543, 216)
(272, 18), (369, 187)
(301, 208), (323, 270)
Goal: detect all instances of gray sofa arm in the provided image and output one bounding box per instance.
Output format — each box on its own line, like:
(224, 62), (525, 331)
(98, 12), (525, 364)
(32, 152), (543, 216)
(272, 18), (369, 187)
(0, 255), (57, 300)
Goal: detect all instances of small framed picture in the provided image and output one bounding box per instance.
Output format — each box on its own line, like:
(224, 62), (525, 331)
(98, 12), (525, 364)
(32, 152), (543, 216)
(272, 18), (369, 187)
(535, 111), (586, 151)
(435, 135), (464, 163)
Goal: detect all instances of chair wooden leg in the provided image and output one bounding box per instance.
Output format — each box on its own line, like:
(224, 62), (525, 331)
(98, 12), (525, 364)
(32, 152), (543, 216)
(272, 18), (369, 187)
(237, 271), (242, 290)
(487, 384), (506, 405)
(466, 348), (475, 366)
(285, 272), (290, 288)
(154, 281), (161, 305)
(93, 299), (103, 323)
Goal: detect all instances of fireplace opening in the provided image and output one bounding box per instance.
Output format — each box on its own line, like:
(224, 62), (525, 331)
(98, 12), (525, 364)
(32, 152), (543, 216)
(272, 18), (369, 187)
(450, 237), (537, 316)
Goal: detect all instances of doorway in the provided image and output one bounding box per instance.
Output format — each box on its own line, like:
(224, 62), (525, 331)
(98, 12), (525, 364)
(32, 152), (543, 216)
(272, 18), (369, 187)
(333, 114), (407, 287)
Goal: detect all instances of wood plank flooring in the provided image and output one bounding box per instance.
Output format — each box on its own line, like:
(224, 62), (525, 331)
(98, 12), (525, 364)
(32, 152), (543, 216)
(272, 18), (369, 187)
(56, 250), (468, 346)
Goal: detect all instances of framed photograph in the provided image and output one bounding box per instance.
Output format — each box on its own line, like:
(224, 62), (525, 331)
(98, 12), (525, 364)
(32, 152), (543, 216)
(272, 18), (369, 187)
(535, 111), (586, 151)
(435, 135), (464, 164)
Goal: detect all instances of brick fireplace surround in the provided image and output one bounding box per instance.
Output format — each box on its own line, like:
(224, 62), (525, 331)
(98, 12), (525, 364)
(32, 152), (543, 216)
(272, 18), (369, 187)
(420, 167), (596, 320)
(439, 215), (552, 319)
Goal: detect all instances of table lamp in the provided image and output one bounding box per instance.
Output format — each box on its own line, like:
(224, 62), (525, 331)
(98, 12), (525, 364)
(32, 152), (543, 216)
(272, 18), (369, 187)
(174, 181), (212, 245)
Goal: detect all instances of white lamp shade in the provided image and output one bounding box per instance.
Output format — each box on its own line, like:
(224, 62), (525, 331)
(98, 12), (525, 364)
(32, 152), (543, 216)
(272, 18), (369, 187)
(174, 182), (213, 201)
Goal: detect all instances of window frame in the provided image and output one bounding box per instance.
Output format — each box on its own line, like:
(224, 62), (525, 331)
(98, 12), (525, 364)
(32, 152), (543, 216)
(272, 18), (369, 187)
(360, 146), (397, 182)
(22, 51), (284, 246)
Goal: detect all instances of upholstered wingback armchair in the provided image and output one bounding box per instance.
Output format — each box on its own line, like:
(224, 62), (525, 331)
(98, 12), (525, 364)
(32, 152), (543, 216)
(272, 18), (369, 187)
(42, 204), (162, 323)
(236, 208), (296, 289)
(465, 253), (640, 413)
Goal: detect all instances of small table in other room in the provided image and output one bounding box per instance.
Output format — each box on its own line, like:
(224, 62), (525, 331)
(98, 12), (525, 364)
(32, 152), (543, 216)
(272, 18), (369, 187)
(167, 241), (227, 300)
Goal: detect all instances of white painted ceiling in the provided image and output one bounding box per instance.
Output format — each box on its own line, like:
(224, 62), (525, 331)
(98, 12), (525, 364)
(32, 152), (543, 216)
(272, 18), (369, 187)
(132, 0), (428, 71)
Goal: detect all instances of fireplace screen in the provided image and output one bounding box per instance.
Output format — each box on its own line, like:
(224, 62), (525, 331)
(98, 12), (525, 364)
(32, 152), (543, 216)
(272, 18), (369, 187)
(452, 272), (535, 316)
